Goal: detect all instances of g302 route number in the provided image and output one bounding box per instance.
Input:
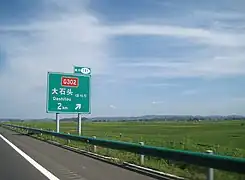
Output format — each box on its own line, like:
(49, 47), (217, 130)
(61, 76), (79, 87)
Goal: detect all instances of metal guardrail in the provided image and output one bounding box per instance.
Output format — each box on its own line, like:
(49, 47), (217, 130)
(1, 123), (245, 175)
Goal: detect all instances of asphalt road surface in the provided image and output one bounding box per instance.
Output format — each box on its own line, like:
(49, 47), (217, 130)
(0, 127), (158, 180)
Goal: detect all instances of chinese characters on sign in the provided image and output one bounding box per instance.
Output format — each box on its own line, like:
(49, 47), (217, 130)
(51, 88), (87, 98)
(51, 87), (88, 102)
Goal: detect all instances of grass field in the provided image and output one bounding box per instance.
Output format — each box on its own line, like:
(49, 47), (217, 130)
(12, 120), (245, 180)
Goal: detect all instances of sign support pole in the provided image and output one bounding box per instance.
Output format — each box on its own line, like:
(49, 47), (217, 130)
(56, 113), (60, 133)
(78, 113), (82, 136)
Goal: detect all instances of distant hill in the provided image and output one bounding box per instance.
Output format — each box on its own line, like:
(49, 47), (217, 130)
(59, 117), (88, 122)
(1, 115), (244, 122)
(89, 115), (245, 122)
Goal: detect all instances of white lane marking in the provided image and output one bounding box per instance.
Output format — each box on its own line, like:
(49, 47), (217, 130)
(0, 134), (60, 180)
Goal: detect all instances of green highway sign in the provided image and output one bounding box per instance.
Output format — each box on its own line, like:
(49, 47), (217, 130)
(74, 66), (91, 75)
(46, 72), (91, 114)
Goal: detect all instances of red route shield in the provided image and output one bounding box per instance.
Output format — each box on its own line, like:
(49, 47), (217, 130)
(61, 76), (79, 87)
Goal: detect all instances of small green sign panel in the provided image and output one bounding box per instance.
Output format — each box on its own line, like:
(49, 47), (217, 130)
(74, 66), (91, 75)
(46, 72), (90, 114)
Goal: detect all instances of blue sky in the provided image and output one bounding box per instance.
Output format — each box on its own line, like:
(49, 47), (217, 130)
(1, 0), (245, 118)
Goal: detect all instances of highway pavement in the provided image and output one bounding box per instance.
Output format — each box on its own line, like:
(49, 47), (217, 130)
(0, 134), (47, 180)
(0, 127), (158, 180)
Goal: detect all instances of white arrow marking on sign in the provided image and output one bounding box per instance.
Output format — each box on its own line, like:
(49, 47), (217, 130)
(75, 104), (81, 110)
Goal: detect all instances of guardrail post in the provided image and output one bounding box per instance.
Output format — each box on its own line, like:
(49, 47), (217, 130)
(84, 139), (89, 151)
(67, 133), (70, 144)
(78, 113), (82, 136)
(93, 136), (97, 153)
(40, 128), (43, 136)
(52, 130), (55, 141)
(206, 150), (214, 180)
(139, 142), (145, 165)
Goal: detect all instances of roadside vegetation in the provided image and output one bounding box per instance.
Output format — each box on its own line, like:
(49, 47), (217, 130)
(11, 120), (245, 180)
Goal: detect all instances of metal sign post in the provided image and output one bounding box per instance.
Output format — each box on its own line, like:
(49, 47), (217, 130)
(78, 113), (82, 136)
(56, 113), (60, 133)
(73, 66), (91, 136)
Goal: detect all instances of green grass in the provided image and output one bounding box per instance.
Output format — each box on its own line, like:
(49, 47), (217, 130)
(12, 120), (245, 180)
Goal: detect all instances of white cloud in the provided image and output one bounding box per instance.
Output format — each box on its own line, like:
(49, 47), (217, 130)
(144, 83), (179, 87)
(118, 61), (184, 68)
(0, 1), (111, 118)
(7, 18), (245, 48)
(105, 24), (245, 47)
(2, 9), (245, 84)
(152, 101), (164, 104)
(114, 53), (245, 79)
(193, 10), (245, 21)
(109, 105), (117, 109)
